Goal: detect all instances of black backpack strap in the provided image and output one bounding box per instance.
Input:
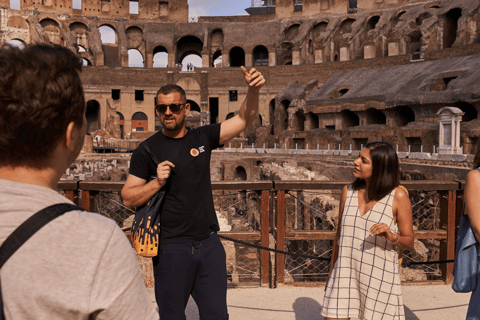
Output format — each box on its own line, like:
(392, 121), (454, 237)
(0, 203), (83, 269)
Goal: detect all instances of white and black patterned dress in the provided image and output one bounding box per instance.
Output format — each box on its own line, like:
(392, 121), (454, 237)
(321, 186), (405, 320)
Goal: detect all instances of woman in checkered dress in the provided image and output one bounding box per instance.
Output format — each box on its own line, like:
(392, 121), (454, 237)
(322, 142), (414, 320)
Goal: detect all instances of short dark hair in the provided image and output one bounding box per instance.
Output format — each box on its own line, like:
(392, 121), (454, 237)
(156, 84), (186, 102)
(352, 141), (400, 201)
(0, 44), (85, 168)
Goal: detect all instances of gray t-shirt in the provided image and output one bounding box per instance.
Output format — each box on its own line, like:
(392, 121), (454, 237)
(0, 179), (158, 320)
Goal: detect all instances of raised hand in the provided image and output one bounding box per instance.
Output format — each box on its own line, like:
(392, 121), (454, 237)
(156, 160), (174, 188)
(241, 66), (265, 91)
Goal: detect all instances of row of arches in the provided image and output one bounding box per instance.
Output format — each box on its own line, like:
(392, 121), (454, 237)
(271, 101), (478, 133)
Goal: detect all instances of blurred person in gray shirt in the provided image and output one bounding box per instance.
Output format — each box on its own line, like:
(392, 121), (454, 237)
(0, 44), (158, 320)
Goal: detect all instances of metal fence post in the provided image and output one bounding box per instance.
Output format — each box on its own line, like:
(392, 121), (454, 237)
(440, 190), (456, 284)
(275, 190), (286, 286)
(260, 190), (270, 287)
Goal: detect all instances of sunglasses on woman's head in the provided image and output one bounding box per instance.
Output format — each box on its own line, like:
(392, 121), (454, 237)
(155, 103), (185, 113)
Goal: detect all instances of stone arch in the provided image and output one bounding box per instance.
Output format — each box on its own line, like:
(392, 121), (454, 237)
(82, 58), (92, 66)
(128, 49), (144, 67)
(393, 10), (407, 28)
(176, 77), (201, 91)
(229, 46), (245, 67)
(7, 16), (28, 29)
(366, 15), (380, 31)
(293, 110), (305, 131)
(132, 112), (148, 132)
(426, 2), (441, 9)
(443, 8), (462, 49)
(126, 26), (144, 49)
(280, 100), (290, 131)
(234, 166), (247, 180)
(455, 102), (478, 122)
(313, 21), (328, 39)
(397, 106), (415, 126)
(86, 100), (100, 134)
(212, 50), (222, 67)
(188, 100), (201, 113)
(284, 23), (301, 41)
(176, 35), (203, 64)
(339, 18), (355, 35)
(69, 22), (89, 50)
(365, 108), (386, 125)
(407, 30), (423, 54)
(8, 39), (25, 49)
(305, 112), (319, 130)
(416, 12), (432, 27)
(253, 45), (268, 66)
(98, 24), (117, 44)
(40, 18), (62, 45)
(278, 42), (293, 65)
(153, 46), (168, 67)
(341, 109), (359, 129)
(211, 29), (224, 47)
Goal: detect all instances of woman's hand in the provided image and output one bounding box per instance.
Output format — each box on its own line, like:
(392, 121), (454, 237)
(369, 223), (397, 243)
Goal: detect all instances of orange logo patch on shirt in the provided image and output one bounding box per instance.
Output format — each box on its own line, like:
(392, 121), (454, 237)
(190, 148), (200, 157)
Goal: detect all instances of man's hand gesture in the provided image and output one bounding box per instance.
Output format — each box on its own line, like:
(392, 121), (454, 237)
(241, 66), (265, 92)
(156, 160), (174, 189)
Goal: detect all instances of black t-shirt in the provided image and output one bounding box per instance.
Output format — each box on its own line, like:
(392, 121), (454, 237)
(129, 124), (222, 244)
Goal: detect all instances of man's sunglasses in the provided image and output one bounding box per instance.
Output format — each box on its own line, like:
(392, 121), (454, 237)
(155, 103), (186, 113)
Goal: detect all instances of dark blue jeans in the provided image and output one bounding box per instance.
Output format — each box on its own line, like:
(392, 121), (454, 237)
(153, 233), (229, 320)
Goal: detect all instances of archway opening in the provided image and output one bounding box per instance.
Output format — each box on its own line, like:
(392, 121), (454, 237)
(181, 53), (202, 71)
(305, 112), (319, 130)
(86, 100), (100, 134)
(132, 112), (148, 132)
(313, 21), (328, 39)
(293, 110), (305, 131)
(455, 102), (478, 122)
(153, 46), (168, 67)
(341, 109), (359, 129)
(82, 58), (92, 66)
(177, 36), (203, 66)
(443, 8), (462, 49)
(8, 39), (25, 49)
(229, 47), (245, 67)
(365, 108), (386, 125)
(253, 45), (268, 66)
(212, 50), (222, 67)
(397, 106), (415, 126)
(128, 49), (144, 67)
(234, 166), (247, 180)
(285, 24), (301, 41)
(366, 16), (380, 31)
(98, 25), (116, 44)
(116, 112), (124, 139)
(188, 100), (201, 113)
(339, 18), (355, 35)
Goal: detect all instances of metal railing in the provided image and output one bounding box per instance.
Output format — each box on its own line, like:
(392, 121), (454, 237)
(58, 179), (462, 288)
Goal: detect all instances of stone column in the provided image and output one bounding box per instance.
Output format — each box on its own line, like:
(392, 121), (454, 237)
(268, 51), (276, 66)
(292, 50), (300, 65)
(202, 53), (209, 68)
(146, 52), (153, 68)
(245, 52), (253, 68)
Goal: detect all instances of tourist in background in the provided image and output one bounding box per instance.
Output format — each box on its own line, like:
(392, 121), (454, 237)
(322, 141), (414, 320)
(454, 140), (480, 319)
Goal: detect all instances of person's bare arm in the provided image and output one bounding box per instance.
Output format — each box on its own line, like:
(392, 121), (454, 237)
(465, 169), (480, 241)
(328, 185), (348, 278)
(121, 161), (174, 209)
(219, 66), (265, 145)
(370, 187), (414, 250)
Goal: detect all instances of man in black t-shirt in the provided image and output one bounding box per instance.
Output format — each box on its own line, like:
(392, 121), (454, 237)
(122, 66), (265, 320)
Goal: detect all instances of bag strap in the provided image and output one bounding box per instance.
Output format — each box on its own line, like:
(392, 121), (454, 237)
(142, 142), (160, 167)
(0, 203), (83, 269)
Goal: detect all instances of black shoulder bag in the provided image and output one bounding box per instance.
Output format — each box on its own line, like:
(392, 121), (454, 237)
(0, 203), (83, 320)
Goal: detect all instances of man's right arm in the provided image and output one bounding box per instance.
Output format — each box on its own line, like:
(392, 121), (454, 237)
(121, 160), (174, 209)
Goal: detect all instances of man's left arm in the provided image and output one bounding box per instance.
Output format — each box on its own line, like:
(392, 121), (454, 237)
(219, 66), (265, 145)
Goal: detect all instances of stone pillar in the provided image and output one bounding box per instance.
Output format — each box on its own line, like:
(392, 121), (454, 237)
(223, 51), (229, 67)
(168, 52), (175, 68)
(340, 47), (349, 61)
(268, 51), (276, 66)
(388, 42), (399, 56)
(245, 52), (253, 68)
(364, 44), (375, 59)
(315, 49), (323, 63)
(146, 52), (153, 68)
(292, 50), (300, 65)
(202, 53), (209, 68)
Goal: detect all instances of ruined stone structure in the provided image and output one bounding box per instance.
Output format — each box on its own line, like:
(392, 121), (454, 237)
(1, 0), (479, 153)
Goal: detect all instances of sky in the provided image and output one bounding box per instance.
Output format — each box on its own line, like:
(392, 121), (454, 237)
(188, 0), (253, 18)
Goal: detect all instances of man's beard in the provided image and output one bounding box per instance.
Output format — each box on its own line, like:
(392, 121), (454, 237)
(162, 116), (184, 131)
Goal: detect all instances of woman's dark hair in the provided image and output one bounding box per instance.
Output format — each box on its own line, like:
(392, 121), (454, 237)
(352, 141), (400, 201)
(474, 138), (480, 168)
(0, 43), (84, 168)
